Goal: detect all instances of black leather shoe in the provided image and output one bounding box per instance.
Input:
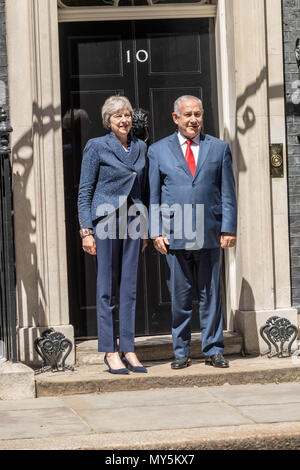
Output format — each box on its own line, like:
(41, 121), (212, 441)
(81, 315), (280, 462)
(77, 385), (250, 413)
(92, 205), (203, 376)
(205, 354), (229, 368)
(171, 357), (192, 369)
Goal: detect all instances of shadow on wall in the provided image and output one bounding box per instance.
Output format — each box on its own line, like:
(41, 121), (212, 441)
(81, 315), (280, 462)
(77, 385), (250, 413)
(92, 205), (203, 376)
(236, 278), (259, 354)
(12, 102), (62, 342)
(222, 65), (286, 323)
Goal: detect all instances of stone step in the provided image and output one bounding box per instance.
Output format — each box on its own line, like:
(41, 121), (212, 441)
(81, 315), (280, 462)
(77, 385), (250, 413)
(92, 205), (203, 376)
(75, 331), (243, 365)
(35, 354), (300, 398)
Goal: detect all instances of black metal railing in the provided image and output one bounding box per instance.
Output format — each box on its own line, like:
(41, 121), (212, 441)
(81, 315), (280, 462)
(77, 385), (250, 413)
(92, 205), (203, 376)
(0, 106), (17, 363)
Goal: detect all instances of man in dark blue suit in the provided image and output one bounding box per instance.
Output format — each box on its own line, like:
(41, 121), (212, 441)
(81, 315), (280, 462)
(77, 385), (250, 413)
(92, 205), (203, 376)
(148, 95), (237, 369)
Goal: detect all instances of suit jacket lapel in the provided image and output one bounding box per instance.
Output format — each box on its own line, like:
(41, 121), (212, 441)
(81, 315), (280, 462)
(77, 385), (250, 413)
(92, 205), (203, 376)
(129, 138), (140, 166)
(106, 132), (135, 169)
(168, 132), (192, 178)
(193, 133), (211, 180)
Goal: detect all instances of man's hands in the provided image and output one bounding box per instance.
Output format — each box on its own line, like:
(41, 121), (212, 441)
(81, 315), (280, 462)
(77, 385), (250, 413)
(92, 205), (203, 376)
(82, 235), (97, 255)
(153, 234), (236, 254)
(220, 233), (236, 248)
(153, 236), (170, 255)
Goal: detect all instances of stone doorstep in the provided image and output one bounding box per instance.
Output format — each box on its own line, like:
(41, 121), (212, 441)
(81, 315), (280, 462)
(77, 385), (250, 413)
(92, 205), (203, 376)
(35, 355), (300, 398)
(76, 331), (243, 365)
(34, 332), (300, 398)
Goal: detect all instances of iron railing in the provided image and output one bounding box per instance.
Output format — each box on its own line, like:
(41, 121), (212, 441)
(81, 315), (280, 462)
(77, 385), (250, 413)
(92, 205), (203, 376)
(0, 106), (17, 363)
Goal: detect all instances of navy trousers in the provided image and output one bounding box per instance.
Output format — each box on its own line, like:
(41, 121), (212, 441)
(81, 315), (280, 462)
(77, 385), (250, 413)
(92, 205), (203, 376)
(95, 212), (141, 353)
(165, 248), (224, 358)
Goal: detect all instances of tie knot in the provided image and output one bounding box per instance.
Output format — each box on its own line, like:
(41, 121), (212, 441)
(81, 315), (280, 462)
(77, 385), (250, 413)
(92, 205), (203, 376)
(186, 139), (193, 147)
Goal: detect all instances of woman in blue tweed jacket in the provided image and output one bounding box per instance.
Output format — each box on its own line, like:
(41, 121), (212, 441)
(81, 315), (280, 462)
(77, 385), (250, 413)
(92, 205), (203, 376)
(78, 96), (148, 374)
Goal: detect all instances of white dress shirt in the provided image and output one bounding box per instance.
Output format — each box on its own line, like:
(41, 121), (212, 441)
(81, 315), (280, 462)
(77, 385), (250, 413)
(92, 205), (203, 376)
(177, 132), (200, 166)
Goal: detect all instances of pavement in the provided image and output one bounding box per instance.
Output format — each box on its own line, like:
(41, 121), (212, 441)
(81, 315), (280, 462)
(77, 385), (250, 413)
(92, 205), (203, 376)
(2, 360), (300, 449)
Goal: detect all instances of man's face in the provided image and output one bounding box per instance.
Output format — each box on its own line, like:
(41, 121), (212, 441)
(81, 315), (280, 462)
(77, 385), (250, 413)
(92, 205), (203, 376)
(172, 99), (204, 139)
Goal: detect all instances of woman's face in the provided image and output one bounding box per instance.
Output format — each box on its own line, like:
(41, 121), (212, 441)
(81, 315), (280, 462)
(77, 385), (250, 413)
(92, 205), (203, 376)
(109, 107), (132, 141)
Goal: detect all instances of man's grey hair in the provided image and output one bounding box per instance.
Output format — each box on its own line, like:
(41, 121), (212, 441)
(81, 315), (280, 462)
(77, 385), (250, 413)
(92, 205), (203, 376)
(173, 95), (203, 116)
(101, 95), (133, 130)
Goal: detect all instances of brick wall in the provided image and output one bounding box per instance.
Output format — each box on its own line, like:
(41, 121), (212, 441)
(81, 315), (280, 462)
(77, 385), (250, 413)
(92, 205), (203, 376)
(282, 0), (300, 307)
(0, 0), (7, 109)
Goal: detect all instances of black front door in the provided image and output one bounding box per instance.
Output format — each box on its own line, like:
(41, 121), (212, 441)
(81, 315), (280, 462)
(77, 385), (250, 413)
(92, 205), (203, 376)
(59, 18), (219, 339)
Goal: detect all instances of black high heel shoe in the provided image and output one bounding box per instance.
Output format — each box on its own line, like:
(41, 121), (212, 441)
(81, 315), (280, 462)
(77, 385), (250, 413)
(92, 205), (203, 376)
(104, 355), (129, 374)
(121, 353), (148, 373)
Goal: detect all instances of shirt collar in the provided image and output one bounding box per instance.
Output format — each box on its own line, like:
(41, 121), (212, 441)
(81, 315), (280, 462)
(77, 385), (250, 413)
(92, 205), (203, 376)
(177, 131), (201, 146)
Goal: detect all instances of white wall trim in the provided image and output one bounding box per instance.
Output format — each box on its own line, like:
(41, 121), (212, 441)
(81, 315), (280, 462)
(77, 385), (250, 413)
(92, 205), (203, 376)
(57, 4), (217, 22)
(215, 0), (237, 328)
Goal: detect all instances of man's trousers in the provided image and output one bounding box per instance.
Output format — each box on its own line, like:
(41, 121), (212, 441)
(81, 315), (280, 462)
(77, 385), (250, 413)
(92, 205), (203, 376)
(165, 248), (224, 358)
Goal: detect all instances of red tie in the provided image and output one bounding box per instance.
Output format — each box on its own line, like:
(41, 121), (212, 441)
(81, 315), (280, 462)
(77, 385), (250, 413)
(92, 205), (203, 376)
(185, 140), (196, 176)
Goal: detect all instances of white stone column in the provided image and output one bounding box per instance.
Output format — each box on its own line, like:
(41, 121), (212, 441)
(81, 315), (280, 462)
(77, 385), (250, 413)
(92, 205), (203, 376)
(230, 0), (298, 353)
(215, 0), (238, 331)
(6, 0), (74, 366)
(266, 0), (293, 310)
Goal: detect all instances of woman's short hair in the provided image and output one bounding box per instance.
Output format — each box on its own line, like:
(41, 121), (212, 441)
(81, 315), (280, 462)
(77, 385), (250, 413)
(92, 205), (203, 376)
(101, 95), (133, 130)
